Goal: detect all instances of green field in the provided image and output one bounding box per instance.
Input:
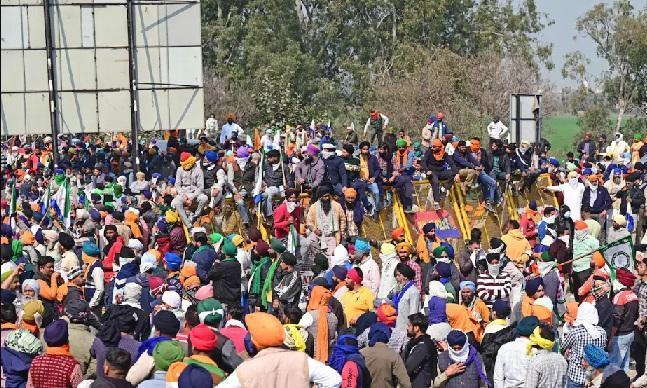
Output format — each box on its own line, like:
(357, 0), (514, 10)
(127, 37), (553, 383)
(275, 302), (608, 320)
(543, 115), (580, 160)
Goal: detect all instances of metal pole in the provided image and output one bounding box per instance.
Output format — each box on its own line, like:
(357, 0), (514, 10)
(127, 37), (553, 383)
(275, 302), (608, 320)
(43, 0), (60, 165)
(515, 94), (521, 144)
(126, 0), (140, 171)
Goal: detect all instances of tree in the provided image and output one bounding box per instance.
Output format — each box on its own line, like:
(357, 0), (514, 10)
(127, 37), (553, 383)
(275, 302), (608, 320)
(562, 1), (646, 132)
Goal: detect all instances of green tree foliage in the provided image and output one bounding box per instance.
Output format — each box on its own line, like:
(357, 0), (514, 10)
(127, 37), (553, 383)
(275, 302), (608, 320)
(562, 0), (646, 132)
(201, 0), (553, 127)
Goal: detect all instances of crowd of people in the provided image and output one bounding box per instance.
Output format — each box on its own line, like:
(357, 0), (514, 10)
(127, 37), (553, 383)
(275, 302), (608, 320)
(1, 110), (646, 388)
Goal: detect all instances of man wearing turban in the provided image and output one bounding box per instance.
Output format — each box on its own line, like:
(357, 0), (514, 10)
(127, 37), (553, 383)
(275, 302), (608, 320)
(171, 151), (208, 227)
(219, 312), (341, 387)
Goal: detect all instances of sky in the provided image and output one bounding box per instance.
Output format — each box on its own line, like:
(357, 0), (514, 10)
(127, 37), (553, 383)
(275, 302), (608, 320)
(534, 0), (646, 88)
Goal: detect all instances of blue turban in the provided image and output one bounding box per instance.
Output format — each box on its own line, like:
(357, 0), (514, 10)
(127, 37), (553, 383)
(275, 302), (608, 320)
(447, 330), (467, 347)
(178, 364), (213, 388)
(435, 262), (452, 279)
(167, 177), (176, 185)
(205, 150), (219, 163)
(459, 281), (476, 292)
(584, 344), (609, 369)
(331, 265), (347, 281)
(423, 223), (436, 234)
(368, 323), (391, 347)
(164, 252), (182, 271)
(440, 242), (455, 259)
(82, 241), (101, 257)
(354, 239), (370, 253)
(525, 277), (544, 296)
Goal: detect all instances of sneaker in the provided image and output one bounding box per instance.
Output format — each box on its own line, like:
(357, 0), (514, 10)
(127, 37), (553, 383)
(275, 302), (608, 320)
(485, 202), (496, 212)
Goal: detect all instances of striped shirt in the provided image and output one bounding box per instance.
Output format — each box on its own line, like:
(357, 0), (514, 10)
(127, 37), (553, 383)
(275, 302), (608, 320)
(477, 272), (512, 307)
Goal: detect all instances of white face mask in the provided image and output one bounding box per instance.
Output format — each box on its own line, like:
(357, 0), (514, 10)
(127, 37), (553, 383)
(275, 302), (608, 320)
(590, 184), (598, 190)
(322, 150), (334, 158)
(286, 201), (298, 213)
(544, 215), (556, 224)
(564, 211), (571, 219)
(569, 178), (578, 185)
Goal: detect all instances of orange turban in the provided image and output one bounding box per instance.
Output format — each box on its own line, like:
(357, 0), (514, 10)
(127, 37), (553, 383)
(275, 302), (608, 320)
(564, 302), (578, 324)
(180, 265), (197, 285)
(575, 220), (588, 230)
(396, 242), (413, 254)
(343, 187), (357, 200)
(391, 227), (405, 240)
(376, 304), (397, 327)
(20, 231), (35, 246)
(124, 210), (142, 239)
(591, 251), (605, 269)
(183, 275), (200, 290)
(245, 312), (285, 350)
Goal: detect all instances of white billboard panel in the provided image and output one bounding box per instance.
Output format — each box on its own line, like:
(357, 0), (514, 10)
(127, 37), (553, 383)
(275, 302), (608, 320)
(1, 0), (204, 135)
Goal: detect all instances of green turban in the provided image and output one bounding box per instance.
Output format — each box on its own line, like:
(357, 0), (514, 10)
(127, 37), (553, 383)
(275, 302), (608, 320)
(396, 139), (407, 148)
(270, 238), (286, 253)
(152, 340), (185, 371)
(432, 245), (448, 258)
(197, 298), (224, 326)
(222, 239), (237, 257)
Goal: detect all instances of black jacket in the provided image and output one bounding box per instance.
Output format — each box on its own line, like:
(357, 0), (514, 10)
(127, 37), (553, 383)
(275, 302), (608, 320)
(480, 323), (517, 382)
(401, 334), (437, 388)
(421, 151), (457, 175)
(208, 258), (242, 305)
(484, 151), (510, 175)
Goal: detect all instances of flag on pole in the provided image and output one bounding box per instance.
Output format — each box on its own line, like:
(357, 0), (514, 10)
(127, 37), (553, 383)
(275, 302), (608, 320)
(309, 119), (315, 138)
(287, 224), (298, 254)
(9, 180), (17, 230)
(51, 177), (71, 229)
(252, 149), (265, 205)
(599, 235), (634, 279)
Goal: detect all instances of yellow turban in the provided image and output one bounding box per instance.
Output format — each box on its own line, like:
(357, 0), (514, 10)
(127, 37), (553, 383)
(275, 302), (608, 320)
(23, 300), (45, 322)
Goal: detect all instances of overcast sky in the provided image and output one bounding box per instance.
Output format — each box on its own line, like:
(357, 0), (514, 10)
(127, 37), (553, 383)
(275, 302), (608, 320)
(534, 0), (646, 88)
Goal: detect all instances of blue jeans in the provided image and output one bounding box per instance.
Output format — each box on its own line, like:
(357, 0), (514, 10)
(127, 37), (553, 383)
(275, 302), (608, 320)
(565, 377), (584, 388)
(609, 331), (634, 372)
(478, 171), (497, 203)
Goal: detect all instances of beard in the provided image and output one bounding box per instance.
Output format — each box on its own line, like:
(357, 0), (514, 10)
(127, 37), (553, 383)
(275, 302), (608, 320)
(321, 198), (332, 213)
(406, 329), (415, 338)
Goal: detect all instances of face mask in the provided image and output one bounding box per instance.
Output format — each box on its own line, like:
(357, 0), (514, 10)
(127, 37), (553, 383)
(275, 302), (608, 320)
(564, 211), (571, 219)
(569, 178), (578, 185)
(321, 150), (333, 158)
(487, 262), (500, 278)
(545, 215), (556, 224)
(286, 201), (298, 213)
(590, 184), (598, 190)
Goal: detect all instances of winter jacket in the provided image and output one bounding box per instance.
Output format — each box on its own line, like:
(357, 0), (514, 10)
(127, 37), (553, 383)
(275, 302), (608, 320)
(452, 151), (479, 170)
(500, 229), (531, 265)
(480, 323), (517, 382)
(263, 161), (291, 188)
(421, 151), (456, 175)
(1, 347), (34, 388)
(582, 186), (613, 214)
(484, 152), (511, 175)
(175, 164), (204, 198)
(401, 334), (437, 388)
(273, 202), (303, 239)
(202, 162), (218, 189)
(323, 155), (348, 187)
(273, 270), (302, 307)
(209, 259), (242, 305)
(295, 157), (325, 189)
(68, 322), (97, 377)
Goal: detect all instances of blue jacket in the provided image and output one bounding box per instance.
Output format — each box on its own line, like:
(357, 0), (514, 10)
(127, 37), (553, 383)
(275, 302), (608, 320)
(323, 155), (348, 187)
(192, 246), (218, 283)
(452, 151), (479, 169)
(582, 186), (613, 214)
(363, 154), (382, 181)
(1, 347), (34, 388)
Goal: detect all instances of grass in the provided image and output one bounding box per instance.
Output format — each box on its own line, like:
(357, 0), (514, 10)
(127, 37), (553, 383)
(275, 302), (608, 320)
(543, 115), (580, 160)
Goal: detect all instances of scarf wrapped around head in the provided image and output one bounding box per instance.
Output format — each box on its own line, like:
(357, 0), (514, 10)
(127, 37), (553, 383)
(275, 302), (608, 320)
(432, 139), (446, 161)
(526, 326), (555, 355)
(307, 286), (332, 363)
(283, 324), (307, 352)
(124, 210), (142, 239)
(575, 302), (602, 339)
(329, 334), (365, 380)
(4, 329), (42, 355)
(180, 152), (197, 170)
(98, 304), (140, 347)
